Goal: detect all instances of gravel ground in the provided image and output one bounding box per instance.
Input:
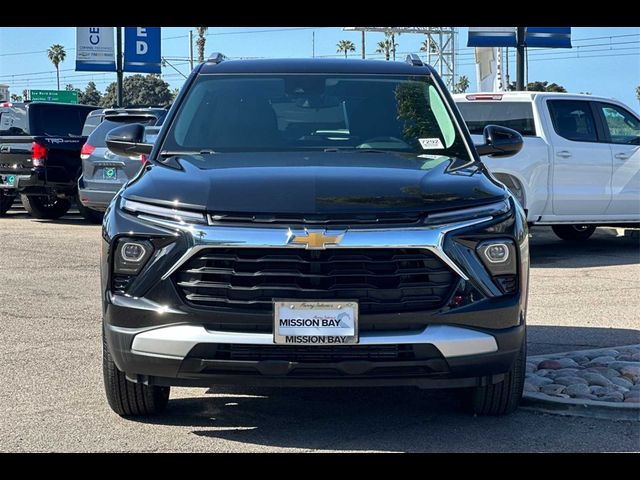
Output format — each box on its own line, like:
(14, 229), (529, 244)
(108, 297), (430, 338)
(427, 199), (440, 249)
(0, 204), (638, 452)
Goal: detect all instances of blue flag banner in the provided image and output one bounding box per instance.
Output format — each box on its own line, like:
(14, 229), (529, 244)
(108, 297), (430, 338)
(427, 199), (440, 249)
(467, 27), (517, 47)
(124, 27), (162, 73)
(76, 27), (116, 72)
(525, 27), (572, 48)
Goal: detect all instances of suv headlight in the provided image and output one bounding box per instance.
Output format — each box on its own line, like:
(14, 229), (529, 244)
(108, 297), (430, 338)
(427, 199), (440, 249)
(121, 198), (206, 225)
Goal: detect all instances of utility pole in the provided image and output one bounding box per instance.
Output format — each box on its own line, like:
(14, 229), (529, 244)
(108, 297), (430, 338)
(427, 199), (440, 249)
(505, 47), (510, 87)
(312, 31), (315, 58)
(189, 30), (194, 70)
(361, 31), (365, 59)
(516, 26), (525, 91)
(116, 27), (123, 107)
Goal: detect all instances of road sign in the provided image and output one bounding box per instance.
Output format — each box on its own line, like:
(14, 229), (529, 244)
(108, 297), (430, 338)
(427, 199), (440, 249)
(29, 90), (78, 104)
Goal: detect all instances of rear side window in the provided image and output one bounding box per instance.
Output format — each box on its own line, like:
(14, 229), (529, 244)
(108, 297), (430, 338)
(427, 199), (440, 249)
(82, 113), (103, 136)
(88, 116), (158, 147)
(456, 101), (537, 136)
(598, 103), (640, 145)
(29, 105), (95, 137)
(547, 100), (598, 142)
(0, 107), (29, 135)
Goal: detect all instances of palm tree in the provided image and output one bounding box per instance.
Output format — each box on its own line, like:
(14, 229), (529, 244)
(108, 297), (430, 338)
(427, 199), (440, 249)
(336, 40), (356, 59)
(47, 44), (66, 91)
(419, 38), (438, 55)
(376, 39), (394, 61)
(196, 27), (208, 63)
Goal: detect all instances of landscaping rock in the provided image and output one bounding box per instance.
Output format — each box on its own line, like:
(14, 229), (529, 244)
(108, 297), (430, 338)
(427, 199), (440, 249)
(586, 350), (619, 359)
(599, 392), (624, 402)
(586, 356), (617, 366)
(553, 376), (588, 386)
(573, 393), (598, 401)
(610, 376), (634, 389)
(523, 382), (539, 393)
(620, 366), (640, 383)
(526, 375), (554, 387)
(540, 384), (565, 395)
(538, 357), (579, 369)
(563, 384), (590, 396)
(589, 386), (608, 396)
(579, 372), (612, 387)
(584, 366), (621, 378)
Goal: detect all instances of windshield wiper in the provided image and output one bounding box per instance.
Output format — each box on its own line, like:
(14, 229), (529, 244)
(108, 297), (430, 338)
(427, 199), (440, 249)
(323, 148), (404, 154)
(159, 150), (217, 156)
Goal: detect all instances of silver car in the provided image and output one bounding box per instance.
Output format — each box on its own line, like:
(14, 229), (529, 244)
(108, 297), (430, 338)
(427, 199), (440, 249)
(77, 108), (167, 222)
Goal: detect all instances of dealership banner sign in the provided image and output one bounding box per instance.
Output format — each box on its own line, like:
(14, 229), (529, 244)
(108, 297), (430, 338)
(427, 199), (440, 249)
(76, 27), (116, 72)
(124, 27), (162, 73)
(468, 27), (572, 48)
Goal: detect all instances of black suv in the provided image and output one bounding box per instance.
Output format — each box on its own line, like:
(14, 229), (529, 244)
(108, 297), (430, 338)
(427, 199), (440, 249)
(101, 56), (529, 417)
(0, 102), (99, 218)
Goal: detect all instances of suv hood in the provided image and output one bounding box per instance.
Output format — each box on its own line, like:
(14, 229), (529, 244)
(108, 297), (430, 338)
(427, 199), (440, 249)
(123, 152), (507, 215)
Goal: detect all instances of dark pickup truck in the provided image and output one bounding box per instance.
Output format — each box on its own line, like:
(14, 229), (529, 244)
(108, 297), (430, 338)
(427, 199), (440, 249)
(0, 102), (99, 218)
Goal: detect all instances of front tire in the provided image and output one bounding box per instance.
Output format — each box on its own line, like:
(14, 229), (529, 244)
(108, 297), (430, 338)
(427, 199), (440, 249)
(552, 224), (596, 242)
(20, 194), (71, 220)
(0, 191), (14, 215)
(470, 336), (526, 416)
(103, 329), (170, 416)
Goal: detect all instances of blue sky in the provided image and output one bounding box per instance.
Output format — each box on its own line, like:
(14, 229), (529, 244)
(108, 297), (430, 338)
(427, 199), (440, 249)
(0, 26), (638, 109)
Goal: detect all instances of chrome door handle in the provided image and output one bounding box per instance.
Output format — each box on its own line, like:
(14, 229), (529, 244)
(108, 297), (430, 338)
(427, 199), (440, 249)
(614, 153), (631, 160)
(556, 151), (572, 158)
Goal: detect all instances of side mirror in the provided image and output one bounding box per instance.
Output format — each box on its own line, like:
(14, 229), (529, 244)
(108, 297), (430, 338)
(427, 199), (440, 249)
(475, 125), (523, 157)
(105, 123), (153, 158)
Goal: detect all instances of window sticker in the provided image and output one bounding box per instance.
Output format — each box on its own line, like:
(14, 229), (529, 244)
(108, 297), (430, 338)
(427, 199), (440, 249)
(419, 138), (444, 149)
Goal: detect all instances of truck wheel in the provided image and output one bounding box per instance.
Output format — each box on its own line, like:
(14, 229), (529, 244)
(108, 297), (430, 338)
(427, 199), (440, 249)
(552, 224), (596, 242)
(20, 194), (71, 220)
(0, 191), (14, 215)
(77, 200), (104, 224)
(470, 337), (526, 416)
(103, 329), (170, 417)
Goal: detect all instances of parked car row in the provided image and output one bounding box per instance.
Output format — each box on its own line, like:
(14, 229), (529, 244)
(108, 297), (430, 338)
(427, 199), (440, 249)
(0, 102), (167, 222)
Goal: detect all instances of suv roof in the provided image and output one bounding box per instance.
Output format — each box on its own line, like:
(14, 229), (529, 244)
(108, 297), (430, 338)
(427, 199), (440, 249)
(200, 58), (433, 75)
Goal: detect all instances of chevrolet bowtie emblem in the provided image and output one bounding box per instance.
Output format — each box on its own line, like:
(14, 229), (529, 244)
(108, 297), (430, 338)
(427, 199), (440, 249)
(289, 230), (345, 250)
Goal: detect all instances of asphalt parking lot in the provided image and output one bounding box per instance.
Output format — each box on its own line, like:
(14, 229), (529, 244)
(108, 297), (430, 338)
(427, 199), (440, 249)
(1, 203), (639, 452)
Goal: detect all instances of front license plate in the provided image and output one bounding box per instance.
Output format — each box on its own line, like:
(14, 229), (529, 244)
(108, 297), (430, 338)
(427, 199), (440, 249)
(273, 300), (359, 345)
(0, 174), (16, 187)
(103, 168), (117, 180)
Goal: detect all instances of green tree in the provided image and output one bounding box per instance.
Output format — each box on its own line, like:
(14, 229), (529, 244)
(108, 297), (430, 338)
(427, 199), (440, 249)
(420, 38), (438, 55)
(453, 75), (470, 94)
(336, 40), (356, 59)
(196, 27), (208, 63)
(636, 85), (640, 102)
(508, 80), (566, 92)
(79, 81), (102, 106)
(376, 33), (397, 61)
(10, 94), (23, 102)
(47, 44), (66, 91)
(100, 74), (173, 108)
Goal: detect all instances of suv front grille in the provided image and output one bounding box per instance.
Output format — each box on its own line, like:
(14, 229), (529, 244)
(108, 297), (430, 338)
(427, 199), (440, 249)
(215, 344), (413, 362)
(173, 248), (457, 314)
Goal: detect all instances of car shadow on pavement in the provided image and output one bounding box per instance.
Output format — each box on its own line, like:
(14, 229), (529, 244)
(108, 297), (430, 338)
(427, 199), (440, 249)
(529, 227), (640, 269)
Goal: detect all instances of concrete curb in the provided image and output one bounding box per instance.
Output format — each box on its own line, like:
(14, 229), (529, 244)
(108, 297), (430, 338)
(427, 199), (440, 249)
(523, 345), (640, 421)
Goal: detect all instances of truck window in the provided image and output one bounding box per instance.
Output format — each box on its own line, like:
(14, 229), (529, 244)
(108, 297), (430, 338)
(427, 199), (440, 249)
(29, 105), (94, 137)
(0, 107), (29, 135)
(598, 103), (640, 145)
(547, 100), (598, 142)
(455, 101), (536, 136)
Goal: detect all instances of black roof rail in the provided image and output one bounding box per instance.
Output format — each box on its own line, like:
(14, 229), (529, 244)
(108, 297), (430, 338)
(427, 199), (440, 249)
(207, 52), (226, 64)
(405, 54), (423, 67)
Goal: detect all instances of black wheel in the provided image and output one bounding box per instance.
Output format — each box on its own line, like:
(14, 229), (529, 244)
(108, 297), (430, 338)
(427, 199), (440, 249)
(470, 335), (526, 416)
(20, 193), (71, 220)
(103, 329), (170, 416)
(0, 191), (14, 215)
(552, 224), (596, 242)
(77, 200), (104, 224)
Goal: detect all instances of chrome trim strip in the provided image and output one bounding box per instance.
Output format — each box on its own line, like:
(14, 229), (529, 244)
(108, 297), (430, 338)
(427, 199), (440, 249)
(154, 216), (493, 282)
(108, 292), (186, 315)
(129, 324), (498, 359)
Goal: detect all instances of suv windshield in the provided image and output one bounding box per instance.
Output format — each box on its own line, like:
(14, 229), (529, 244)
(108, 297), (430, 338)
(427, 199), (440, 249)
(162, 74), (470, 159)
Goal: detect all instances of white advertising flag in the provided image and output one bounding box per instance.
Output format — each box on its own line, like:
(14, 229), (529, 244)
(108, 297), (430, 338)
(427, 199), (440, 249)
(76, 27), (116, 72)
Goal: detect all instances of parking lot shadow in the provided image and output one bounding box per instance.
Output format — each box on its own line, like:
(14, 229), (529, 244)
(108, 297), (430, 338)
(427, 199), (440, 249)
(529, 227), (640, 269)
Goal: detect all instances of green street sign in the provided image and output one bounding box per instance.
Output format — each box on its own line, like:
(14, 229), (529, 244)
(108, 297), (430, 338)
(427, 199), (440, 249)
(29, 90), (78, 104)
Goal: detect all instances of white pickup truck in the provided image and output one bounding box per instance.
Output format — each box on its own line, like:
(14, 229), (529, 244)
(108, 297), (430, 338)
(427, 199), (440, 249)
(453, 92), (640, 241)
